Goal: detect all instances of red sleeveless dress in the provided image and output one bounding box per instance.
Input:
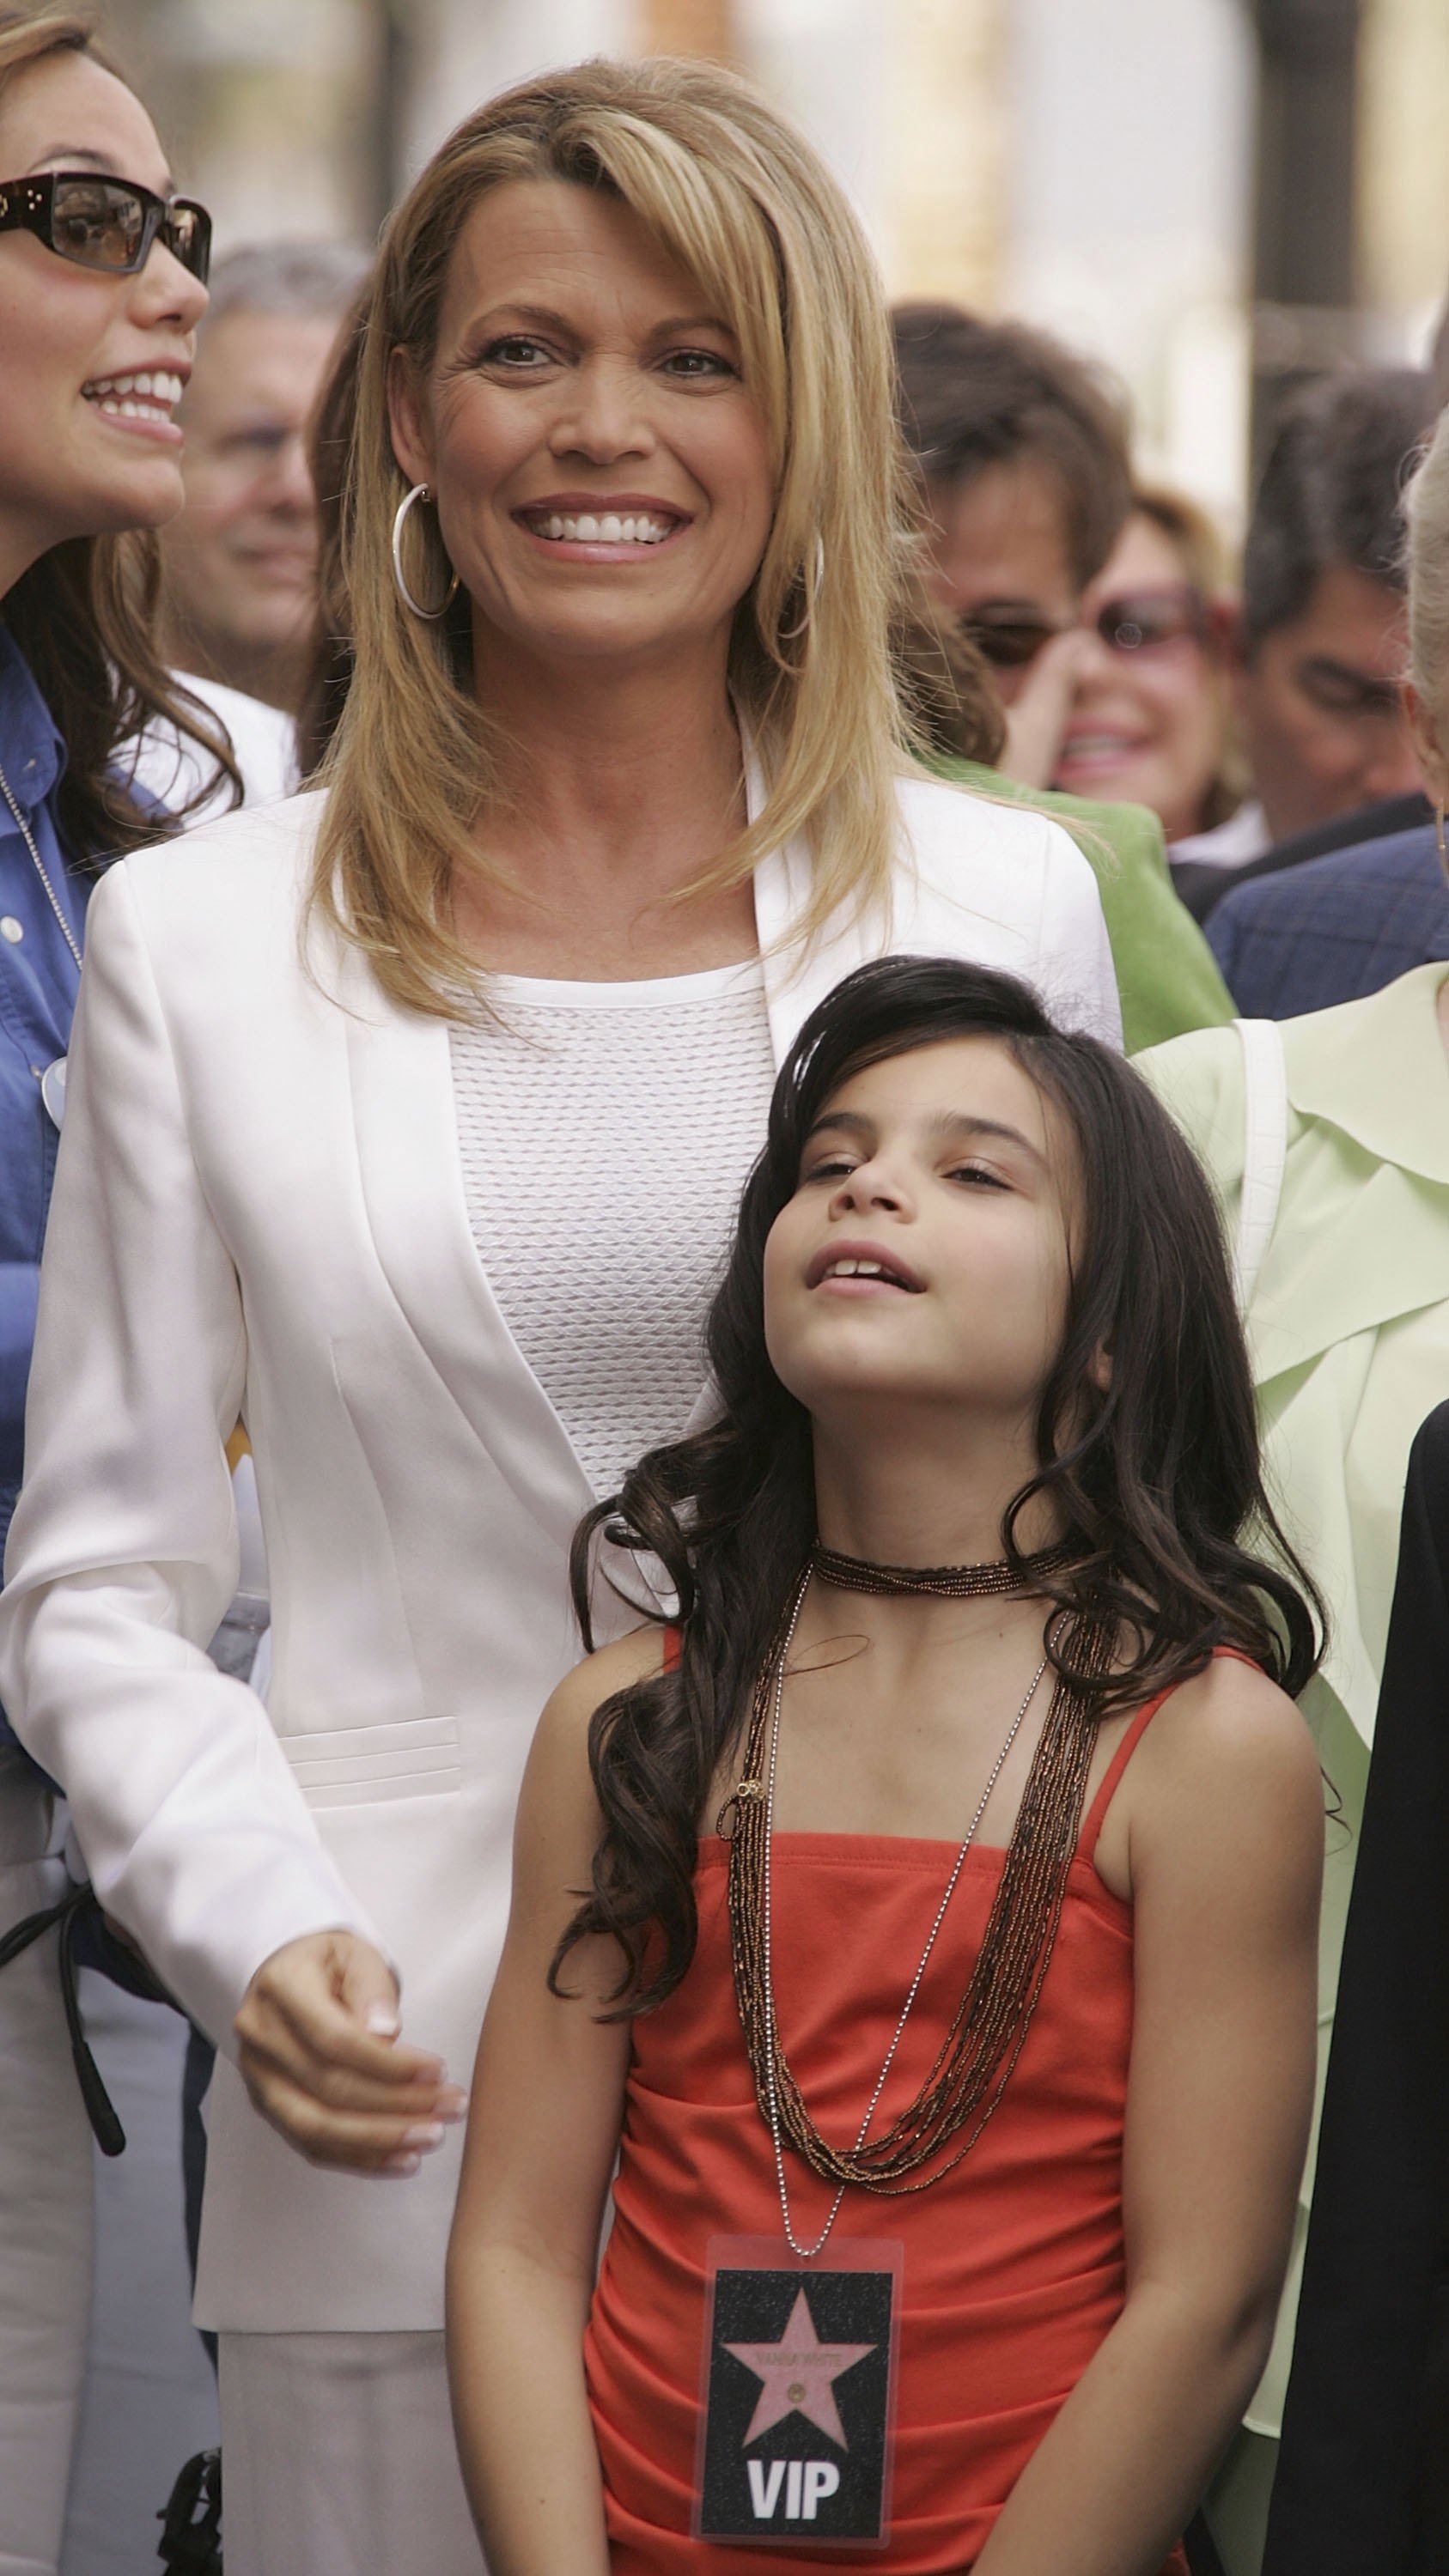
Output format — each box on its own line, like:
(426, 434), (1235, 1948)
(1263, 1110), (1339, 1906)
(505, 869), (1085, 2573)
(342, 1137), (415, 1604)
(585, 1653), (1202, 2573)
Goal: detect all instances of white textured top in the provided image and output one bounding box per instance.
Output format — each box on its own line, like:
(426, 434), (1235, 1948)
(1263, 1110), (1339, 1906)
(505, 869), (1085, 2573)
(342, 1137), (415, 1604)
(450, 960), (776, 1499)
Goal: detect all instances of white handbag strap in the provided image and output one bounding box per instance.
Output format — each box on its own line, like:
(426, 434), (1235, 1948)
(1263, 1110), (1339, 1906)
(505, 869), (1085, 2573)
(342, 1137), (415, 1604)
(1233, 1017), (1288, 1311)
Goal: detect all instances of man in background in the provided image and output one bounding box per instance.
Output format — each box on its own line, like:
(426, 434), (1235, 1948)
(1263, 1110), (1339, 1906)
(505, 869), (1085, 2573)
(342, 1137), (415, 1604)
(892, 301), (1132, 788)
(158, 240), (368, 723)
(891, 300), (1233, 1050)
(1173, 368), (1435, 918)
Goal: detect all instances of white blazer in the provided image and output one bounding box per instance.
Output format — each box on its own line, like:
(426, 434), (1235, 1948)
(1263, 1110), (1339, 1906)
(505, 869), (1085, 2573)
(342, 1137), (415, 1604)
(0, 775), (1118, 2332)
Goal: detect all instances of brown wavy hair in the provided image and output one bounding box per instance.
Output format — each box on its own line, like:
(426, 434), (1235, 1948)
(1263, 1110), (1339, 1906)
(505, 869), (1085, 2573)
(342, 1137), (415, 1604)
(557, 955), (1324, 2014)
(0, 9), (237, 864)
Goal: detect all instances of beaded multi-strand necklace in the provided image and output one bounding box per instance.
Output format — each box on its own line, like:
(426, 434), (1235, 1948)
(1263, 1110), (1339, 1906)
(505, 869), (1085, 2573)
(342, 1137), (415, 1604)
(722, 1539), (1115, 2259)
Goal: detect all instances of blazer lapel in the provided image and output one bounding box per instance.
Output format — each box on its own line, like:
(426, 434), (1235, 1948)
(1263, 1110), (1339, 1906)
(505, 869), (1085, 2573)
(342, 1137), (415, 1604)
(1250, 967), (1449, 1384)
(1251, 1164), (1449, 1385)
(342, 965), (593, 1551)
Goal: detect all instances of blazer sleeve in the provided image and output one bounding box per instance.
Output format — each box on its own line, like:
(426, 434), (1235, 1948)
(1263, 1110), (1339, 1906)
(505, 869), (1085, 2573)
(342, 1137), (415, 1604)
(0, 862), (384, 2048)
(1035, 816), (1123, 1050)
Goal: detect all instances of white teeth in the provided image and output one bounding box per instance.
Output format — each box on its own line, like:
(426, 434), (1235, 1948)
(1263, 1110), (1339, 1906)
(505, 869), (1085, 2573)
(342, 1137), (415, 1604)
(528, 508), (675, 545)
(821, 1255), (916, 1287)
(82, 368), (183, 414)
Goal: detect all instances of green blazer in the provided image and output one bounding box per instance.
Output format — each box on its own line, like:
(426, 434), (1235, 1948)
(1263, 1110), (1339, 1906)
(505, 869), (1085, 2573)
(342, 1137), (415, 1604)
(1137, 963), (1449, 2452)
(944, 762), (1234, 1053)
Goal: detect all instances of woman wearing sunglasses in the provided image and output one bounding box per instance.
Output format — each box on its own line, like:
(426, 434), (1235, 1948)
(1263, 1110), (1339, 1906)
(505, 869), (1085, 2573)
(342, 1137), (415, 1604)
(0, 14), (216, 2574)
(1050, 490), (1245, 848)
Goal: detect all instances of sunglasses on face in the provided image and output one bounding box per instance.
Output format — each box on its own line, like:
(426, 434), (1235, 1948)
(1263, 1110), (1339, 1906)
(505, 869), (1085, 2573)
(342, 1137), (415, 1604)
(965, 584), (1211, 670)
(0, 171), (212, 283)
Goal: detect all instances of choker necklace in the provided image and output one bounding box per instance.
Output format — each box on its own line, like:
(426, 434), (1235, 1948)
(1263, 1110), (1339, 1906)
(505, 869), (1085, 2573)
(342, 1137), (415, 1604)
(810, 1539), (1075, 1600)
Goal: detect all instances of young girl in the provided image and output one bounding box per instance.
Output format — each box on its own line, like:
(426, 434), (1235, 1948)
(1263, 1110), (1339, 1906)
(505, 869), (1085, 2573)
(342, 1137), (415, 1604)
(446, 956), (1324, 2576)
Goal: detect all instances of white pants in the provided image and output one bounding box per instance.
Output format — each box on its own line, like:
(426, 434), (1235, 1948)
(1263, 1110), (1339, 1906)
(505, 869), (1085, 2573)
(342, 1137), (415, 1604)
(218, 2331), (485, 2576)
(0, 1771), (93, 2576)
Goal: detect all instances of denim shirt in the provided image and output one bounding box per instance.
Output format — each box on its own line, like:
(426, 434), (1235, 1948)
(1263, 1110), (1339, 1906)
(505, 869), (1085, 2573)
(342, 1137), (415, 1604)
(0, 626), (88, 1568)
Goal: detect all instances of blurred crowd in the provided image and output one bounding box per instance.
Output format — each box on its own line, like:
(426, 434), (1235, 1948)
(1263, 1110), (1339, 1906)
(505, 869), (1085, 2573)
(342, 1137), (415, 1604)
(5, 16), (1449, 2576)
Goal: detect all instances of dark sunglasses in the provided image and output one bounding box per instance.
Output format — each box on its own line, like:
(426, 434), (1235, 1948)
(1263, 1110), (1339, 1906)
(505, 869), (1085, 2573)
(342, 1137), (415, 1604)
(966, 584), (1210, 671)
(0, 171), (211, 283)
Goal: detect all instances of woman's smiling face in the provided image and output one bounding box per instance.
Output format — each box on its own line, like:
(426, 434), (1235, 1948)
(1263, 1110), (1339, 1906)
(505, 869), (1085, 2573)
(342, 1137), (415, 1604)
(1053, 512), (1227, 840)
(387, 176), (776, 678)
(763, 1036), (1080, 1437)
(0, 46), (206, 567)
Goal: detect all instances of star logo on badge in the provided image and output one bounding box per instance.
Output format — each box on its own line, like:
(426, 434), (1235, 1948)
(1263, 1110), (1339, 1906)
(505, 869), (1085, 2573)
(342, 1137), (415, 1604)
(725, 2285), (876, 2449)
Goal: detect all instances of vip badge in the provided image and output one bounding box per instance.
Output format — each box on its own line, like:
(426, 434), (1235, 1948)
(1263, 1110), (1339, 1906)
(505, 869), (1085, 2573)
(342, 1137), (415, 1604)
(695, 2238), (901, 2548)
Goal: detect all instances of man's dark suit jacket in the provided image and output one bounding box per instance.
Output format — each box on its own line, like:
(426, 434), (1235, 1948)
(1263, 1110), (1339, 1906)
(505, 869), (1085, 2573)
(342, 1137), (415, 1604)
(1172, 790), (1432, 923)
(1263, 1400), (1449, 2576)
(1205, 822), (1449, 1018)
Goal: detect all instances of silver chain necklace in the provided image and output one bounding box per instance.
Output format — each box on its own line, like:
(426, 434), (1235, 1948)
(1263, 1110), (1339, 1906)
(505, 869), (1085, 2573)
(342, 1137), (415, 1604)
(0, 750), (82, 969)
(759, 1566), (1050, 2259)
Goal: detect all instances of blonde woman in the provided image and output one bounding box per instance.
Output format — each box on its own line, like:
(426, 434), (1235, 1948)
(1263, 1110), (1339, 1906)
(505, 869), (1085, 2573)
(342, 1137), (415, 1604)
(0, 58), (1117, 2576)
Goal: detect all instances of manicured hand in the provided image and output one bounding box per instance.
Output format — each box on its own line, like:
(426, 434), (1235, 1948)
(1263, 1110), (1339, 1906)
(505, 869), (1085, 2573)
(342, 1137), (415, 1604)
(235, 1929), (467, 2175)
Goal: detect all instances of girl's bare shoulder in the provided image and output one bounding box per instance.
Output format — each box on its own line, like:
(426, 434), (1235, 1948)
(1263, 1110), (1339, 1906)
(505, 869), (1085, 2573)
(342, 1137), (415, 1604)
(533, 1624), (669, 1750)
(1122, 1651), (1324, 1879)
(516, 1626), (670, 1860)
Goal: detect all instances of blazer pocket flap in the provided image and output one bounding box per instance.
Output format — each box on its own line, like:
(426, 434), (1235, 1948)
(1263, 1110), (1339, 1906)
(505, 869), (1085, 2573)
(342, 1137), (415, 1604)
(280, 1714), (461, 1808)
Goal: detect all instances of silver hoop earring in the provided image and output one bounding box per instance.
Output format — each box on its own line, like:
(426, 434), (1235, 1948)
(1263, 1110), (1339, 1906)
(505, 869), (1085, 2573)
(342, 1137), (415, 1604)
(391, 482), (460, 621)
(780, 534), (825, 643)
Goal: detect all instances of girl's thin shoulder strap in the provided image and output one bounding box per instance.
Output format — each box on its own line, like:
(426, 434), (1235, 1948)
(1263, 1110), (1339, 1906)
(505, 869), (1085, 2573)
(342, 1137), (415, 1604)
(1075, 1645), (1260, 1866)
(1076, 1692), (1172, 1866)
(662, 1624), (682, 1674)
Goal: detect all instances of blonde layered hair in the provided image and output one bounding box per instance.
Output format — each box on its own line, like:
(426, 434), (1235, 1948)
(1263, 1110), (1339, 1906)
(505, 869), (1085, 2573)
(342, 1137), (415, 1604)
(314, 55), (923, 1017)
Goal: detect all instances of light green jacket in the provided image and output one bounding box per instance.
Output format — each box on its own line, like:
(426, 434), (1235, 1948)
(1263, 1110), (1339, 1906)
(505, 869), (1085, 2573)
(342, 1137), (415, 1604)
(1137, 963), (1449, 2442)
(946, 762), (1234, 1053)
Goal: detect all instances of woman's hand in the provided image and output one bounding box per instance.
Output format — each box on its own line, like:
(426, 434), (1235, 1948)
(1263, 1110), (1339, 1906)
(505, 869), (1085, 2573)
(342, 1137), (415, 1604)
(235, 1929), (467, 2175)
(998, 629), (1093, 790)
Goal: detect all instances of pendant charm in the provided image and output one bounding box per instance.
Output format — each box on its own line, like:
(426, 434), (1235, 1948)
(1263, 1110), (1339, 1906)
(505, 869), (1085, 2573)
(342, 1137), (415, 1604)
(694, 2236), (900, 2548)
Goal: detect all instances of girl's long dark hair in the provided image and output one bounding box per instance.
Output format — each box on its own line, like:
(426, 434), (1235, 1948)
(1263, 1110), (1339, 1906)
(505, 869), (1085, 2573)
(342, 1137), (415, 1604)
(557, 956), (1324, 2014)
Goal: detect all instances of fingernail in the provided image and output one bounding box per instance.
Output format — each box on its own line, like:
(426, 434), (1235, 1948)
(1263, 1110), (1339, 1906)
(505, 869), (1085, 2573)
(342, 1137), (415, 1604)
(438, 2088), (469, 2120)
(403, 2122), (445, 2149)
(365, 2003), (401, 2035)
(381, 2151), (420, 2176)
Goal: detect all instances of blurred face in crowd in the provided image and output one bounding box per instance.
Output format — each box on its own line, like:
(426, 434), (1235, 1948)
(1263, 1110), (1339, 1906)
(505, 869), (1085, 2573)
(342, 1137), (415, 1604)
(1240, 563), (1422, 841)
(1053, 511), (1228, 841)
(387, 178), (776, 686)
(159, 304), (341, 709)
(0, 47), (207, 591)
(920, 459), (1079, 707)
